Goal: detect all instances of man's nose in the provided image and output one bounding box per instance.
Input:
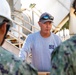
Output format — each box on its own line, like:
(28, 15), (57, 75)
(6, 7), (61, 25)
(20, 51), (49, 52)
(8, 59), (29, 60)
(46, 24), (49, 27)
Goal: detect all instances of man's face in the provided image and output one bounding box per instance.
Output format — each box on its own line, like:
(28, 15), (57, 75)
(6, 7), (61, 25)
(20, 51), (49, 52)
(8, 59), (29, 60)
(38, 21), (52, 34)
(0, 23), (7, 46)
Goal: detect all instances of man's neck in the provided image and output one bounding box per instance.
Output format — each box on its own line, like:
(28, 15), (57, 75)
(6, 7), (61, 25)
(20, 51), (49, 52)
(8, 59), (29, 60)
(40, 31), (51, 38)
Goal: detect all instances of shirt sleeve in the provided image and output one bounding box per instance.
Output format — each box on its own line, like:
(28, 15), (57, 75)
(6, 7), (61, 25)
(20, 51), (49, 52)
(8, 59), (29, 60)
(51, 41), (75, 75)
(19, 34), (32, 61)
(52, 33), (62, 47)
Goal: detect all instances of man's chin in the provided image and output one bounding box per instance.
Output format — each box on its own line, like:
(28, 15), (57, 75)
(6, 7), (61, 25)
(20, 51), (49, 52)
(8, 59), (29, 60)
(45, 31), (50, 34)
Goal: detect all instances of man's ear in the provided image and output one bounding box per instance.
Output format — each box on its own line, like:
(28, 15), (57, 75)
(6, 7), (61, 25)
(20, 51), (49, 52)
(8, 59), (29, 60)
(0, 23), (7, 34)
(38, 22), (41, 27)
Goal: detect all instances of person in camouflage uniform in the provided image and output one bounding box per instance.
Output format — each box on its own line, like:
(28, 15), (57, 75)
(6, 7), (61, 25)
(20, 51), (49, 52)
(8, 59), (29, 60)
(0, 0), (37, 75)
(0, 47), (37, 75)
(51, 35), (76, 75)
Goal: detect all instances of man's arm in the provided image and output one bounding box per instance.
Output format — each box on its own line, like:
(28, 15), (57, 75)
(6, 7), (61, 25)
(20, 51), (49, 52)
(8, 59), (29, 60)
(19, 48), (27, 61)
(19, 35), (32, 61)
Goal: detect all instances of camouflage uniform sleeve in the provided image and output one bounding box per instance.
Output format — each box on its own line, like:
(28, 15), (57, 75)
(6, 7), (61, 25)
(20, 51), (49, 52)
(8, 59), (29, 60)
(51, 38), (76, 75)
(0, 47), (38, 75)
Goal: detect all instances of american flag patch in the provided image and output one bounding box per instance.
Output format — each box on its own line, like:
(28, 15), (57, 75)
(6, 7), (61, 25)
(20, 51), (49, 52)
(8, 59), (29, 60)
(49, 45), (54, 49)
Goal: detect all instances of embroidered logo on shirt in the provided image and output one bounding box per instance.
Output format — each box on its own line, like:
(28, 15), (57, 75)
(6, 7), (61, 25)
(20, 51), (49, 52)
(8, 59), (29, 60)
(49, 45), (54, 49)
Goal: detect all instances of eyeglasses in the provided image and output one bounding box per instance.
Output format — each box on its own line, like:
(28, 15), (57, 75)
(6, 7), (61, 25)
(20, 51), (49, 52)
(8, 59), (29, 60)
(6, 24), (10, 33)
(3, 24), (10, 39)
(0, 19), (10, 30)
(40, 15), (54, 21)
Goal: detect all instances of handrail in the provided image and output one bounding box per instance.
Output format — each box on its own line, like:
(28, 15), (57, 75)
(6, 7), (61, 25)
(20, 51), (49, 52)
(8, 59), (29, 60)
(6, 12), (40, 49)
(13, 20), (33, 33)
(11, 27), (27, 38)
(12, 13), (39, 30)
(7, 32), (24, 43)
(52, 14), (69, 33)
(9, 20), (28, 48)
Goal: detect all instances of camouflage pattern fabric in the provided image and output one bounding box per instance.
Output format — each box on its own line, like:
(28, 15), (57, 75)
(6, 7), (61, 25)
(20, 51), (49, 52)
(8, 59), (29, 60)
(51, 35), (76, 75)
(0, 47), (38, 75)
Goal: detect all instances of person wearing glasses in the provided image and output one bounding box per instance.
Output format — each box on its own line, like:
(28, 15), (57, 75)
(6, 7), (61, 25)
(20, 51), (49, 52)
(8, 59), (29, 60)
(0, 0), (37, 75)
(19, 12), (62, 72)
